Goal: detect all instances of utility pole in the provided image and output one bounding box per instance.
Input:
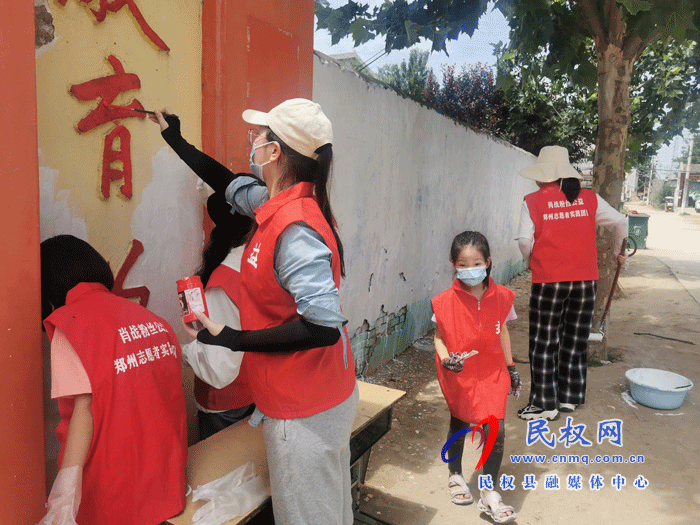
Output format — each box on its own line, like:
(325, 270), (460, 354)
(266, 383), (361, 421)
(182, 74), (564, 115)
(681, 133), (695, 213)
(646, 162), (653, 205)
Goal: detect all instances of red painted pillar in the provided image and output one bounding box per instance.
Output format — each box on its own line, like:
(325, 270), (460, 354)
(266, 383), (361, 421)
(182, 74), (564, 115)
(0, 3), (46, 524)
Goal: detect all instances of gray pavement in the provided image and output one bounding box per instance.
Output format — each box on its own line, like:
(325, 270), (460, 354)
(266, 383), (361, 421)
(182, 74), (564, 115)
(627, 202), (700, 305)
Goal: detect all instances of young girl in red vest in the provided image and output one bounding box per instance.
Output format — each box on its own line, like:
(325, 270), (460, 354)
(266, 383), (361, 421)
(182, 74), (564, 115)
(184, 99), (357, 525)
(432, 231), (520, 524)
(39, 235), (187, 525)
(150, 110), (255, 440)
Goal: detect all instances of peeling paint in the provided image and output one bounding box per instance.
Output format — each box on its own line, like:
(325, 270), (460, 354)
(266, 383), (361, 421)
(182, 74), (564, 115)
(39, 161), (88, 242)
(35, 0), (61, 58)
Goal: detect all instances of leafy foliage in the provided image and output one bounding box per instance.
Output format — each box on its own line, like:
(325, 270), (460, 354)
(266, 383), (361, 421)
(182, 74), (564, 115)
(627, 40), (700, 168)
(375, 49), (431, 101)
(315, 0), (495, 54)
(317, 0), (700, 206)
(494, 44), (596, 164)
(423, 63), (505, 134)
(656, 183), (675, 207)
(635, 158), (652, 194)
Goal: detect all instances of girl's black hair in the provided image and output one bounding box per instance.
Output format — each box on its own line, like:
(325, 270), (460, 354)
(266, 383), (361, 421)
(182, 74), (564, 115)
(450, 231), (492, 284)
(250, 128), (345, 277)
(196, 192), (253, 287)
(558, 177), (582, 203)
(40, 234), (115, 317)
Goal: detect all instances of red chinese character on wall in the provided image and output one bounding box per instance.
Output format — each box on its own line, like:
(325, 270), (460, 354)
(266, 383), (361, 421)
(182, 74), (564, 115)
(112, 239), (150, 306)
(102, 124), (132, 199)
(56, 0), (169, 51)
(70, 55), (145, 133)
(71, 55), (144, 199)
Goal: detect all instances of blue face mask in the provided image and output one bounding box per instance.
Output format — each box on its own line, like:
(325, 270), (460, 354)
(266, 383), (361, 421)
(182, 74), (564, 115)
(457, 266), (487, 286)
(249, 141), (273, 179)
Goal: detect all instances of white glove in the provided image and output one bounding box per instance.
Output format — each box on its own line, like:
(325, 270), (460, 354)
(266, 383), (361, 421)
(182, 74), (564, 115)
(37, 466), (82, 525)
(192, 462), (267, 525)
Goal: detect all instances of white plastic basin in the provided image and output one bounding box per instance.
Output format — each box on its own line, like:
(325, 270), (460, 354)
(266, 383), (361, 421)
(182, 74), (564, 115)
(625, 368), (694, 410)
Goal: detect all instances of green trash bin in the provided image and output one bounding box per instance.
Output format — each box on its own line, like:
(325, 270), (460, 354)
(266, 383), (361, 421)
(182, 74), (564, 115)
(628, 213), (649, 249)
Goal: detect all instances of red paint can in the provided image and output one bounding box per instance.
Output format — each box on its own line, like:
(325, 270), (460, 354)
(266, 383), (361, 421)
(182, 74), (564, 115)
(176, 276), (209, 330)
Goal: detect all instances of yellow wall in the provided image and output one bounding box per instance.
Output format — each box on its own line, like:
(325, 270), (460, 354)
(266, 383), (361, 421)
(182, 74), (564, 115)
(36, 0), (205, 478)
(36, 0), (202, 264)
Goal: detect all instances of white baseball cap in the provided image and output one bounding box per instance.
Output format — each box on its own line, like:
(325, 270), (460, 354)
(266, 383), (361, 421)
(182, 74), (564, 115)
(242, 98), (333, 160)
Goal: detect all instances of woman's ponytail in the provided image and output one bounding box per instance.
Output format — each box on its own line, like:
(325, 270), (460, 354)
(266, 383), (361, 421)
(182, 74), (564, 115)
(560, 177), (582, 203)
(265, 129), (346, 278)
(313, 144), (345, 278)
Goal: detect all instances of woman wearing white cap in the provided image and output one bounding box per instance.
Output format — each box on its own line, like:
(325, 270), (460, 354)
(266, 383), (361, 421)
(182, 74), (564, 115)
(184, 98), (357, 525)
(515, 146), (627, 421)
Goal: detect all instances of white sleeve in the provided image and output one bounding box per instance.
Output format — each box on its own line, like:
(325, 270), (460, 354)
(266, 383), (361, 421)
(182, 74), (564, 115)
(595, 194), (628, 254)
(180, 287), (243, 389)
(516, 200), (534, 260)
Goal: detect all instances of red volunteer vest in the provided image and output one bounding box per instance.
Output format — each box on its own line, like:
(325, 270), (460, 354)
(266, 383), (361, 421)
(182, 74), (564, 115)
(239, 182), (356, 419)
(44, 283), (187, 525)
(525, 183), (599, 283)
(193, 264), (254, 412)
(431, 278), (515, 423)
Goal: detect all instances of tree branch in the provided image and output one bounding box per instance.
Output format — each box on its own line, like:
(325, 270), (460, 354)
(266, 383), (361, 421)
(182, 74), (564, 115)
(623, 29), (660, 62)
(580, 0), (606, 46)
(608, 0), (623, 46)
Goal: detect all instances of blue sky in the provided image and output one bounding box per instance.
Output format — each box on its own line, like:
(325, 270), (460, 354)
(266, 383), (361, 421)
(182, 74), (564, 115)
(313, 1), (510, 73)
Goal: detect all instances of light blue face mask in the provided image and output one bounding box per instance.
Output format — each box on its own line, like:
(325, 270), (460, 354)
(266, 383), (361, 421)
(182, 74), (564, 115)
(249, 141), (273, 179)
(457, 266), (487, 286)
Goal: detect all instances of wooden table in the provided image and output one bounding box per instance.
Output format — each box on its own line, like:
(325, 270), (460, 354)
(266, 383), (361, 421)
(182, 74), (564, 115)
(166, 381), (405, 525)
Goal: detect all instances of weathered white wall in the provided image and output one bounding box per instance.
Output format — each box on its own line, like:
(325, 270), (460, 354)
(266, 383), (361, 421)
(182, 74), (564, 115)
(313, 52), (537, 371)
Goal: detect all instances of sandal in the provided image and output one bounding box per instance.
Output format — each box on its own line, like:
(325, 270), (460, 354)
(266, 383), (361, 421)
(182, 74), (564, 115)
(477, 490), (517, 523)
(448, 474), (473, 505)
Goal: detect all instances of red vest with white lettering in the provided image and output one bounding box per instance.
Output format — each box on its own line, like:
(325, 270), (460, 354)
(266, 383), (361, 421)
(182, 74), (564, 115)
(525, 183), (599, 283)
(431, 278), (514, 423)
(44, 283), (187, 525)
(193, 264), (254, 412)
(239, 182), (356, 419)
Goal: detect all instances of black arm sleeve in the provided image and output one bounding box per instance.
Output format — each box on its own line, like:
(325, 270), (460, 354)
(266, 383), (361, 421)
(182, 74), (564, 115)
(197, 319), (341, 354)
(161, 114), (248, 193)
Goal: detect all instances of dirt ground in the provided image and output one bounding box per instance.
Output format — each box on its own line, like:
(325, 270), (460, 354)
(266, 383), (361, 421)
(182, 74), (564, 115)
(357, 202), (700, 525)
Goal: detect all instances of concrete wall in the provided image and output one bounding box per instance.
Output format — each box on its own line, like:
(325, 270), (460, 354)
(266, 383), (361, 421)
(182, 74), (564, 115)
(313, 52), (537, 374)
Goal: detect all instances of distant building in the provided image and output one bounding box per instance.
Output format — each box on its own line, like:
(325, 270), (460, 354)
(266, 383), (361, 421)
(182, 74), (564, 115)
(677, 164), (700, 208)
(327, 50), (364, 71)
(575, 161), (594, 189)
(623, 168), (638, 200)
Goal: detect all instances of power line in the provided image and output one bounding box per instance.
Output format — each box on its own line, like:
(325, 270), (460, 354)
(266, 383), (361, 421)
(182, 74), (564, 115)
(358, 49), (388, 72)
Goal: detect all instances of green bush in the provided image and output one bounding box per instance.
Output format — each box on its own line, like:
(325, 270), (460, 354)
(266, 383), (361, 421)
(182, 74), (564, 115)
(655, 185), (675, 208)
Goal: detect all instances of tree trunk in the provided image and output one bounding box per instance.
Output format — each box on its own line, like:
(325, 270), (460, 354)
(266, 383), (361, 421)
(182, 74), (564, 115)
(590, 44), (634, 355)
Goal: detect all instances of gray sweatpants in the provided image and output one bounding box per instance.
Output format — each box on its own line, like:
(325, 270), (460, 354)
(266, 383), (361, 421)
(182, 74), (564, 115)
(262, 383), (359, 525)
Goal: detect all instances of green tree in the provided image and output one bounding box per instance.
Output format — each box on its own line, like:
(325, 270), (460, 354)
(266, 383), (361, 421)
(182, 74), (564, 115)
(495, 38), (700, 170)
(375, 49), (431, 100)
(423, 62), (505, 134)
(494, 45), (597, 164)
(635, 158), (652, 195)
(316, 0), (700, 327)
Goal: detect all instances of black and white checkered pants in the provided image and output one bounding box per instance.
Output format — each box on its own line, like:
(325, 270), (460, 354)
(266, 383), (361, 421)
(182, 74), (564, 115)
(528, 280), (597, 410)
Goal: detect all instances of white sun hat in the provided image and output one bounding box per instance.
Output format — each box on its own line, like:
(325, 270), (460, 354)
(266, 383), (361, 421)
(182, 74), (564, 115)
(242, 98), (333, 160)
(519, 146), (583, 183)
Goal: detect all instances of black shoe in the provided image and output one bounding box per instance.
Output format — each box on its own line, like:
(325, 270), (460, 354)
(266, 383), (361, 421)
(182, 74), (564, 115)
(517, 405), (559, 421)
(559, 403), (578, 413)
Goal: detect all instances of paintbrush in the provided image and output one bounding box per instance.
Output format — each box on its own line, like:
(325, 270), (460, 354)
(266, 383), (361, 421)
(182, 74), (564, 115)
(103, 103), (156, 115)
